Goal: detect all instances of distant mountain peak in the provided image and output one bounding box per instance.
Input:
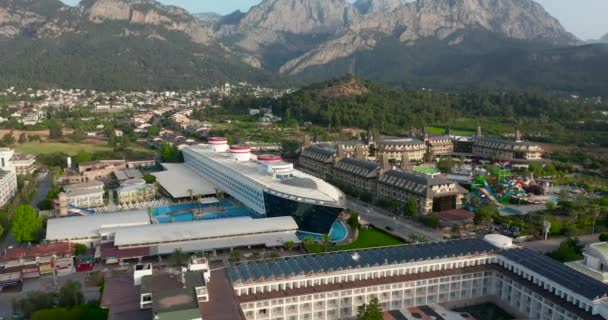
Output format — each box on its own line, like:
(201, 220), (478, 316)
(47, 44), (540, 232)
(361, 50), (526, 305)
(354, 0), (407, 14)
(80, 0), (212, 43)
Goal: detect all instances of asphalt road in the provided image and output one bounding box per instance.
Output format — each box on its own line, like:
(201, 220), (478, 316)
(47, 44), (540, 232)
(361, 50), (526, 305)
(347, 197), (443, 242)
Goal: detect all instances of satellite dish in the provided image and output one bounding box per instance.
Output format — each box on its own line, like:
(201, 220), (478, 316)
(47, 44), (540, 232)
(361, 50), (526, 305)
(351, 252), (361, 262)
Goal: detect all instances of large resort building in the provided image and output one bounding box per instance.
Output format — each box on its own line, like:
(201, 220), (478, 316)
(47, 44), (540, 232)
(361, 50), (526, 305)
(0, 148), (19, 208)
(473, 134), (544, 161)
(377, 170), (465, 214)
(181, 138), (346, 234)
(299, 145), (466, 215)
(101, 235), (608, 320)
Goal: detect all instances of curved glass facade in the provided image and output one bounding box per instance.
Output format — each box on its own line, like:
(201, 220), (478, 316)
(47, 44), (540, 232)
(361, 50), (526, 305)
(263, 192), (342, 234)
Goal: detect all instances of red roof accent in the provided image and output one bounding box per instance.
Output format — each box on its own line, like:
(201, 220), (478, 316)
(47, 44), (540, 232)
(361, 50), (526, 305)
(229, 146), (251, 150)
(438, 209), (475, 222)
(258, 155), (281, 162)
(208, 137), (228, 144)
(0, 242), (73, 263)
(100, 243), (150, 260)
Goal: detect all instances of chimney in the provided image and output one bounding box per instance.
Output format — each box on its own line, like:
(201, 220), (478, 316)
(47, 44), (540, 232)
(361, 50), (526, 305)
(515, 130), (522, 142)
(354, 144), (364, 159)
(336, 145), (346, 161)
(400, 152), (413, 171)
(410, 127), (416, 138)
(380, 154), (391, 175)
(476, 126), (483, 137)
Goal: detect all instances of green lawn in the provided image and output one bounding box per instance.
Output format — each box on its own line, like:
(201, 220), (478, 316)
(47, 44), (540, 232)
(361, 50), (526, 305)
(427, 126), (474, 136)
(414, 166), (440, 174)
(306, 228), (405, 253)
(15, 142), (152, 156)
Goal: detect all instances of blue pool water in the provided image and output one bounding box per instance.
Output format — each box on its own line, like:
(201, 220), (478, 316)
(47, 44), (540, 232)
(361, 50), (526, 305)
(152, 200), (253, 223)
(297, 221), (348, 243)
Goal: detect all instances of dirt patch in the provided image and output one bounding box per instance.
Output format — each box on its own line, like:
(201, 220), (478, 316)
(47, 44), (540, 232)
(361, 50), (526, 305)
(0, 128), (74, 141)
(320, 78), (368, 98)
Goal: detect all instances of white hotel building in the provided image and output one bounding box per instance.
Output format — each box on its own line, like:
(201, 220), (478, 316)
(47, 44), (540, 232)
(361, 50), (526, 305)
(198, 235), (608, 320)
(0, 148), (18, 208)
(181, 138), (346, 234)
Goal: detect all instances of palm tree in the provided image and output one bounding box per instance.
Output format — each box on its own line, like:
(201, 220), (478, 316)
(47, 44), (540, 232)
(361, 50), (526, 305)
(285, 240), (296, 251)
(169, 249), (189, 267)
(321, 234), (331, 253)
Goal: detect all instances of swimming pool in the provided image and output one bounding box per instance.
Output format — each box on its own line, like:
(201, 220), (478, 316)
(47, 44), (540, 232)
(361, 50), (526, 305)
(297, 221), (348, 243)
(152, 201), (253, 223)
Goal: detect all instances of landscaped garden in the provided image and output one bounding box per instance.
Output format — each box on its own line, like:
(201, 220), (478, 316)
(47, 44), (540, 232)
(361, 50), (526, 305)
(305, 227), (405, 253)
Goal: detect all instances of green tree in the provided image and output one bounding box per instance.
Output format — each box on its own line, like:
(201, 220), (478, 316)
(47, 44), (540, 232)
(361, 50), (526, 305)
(147, 125), (160, 136)
(547, 238), (584, 263)
(48, 120), (63, 139)
(420, 214), (440, 229)
(74, 150), (92, 164)
(74, 243), (88, 256)
(13, 291), (56, 318)
(356, 297), (383, 320)
(599, 233), (608, 242)
(0, 133), (15, 147)
(404, 198), (419, 217)
(437, 158), (454, 173)
(143, 174), (156, 184)
(229, 250), (241, 262)
(58, 280), (84, 308)
(285, 240), (296, 251)
(321, 234), (331, 252)
(169, 248), (189, 267)
(12, 205), (42, 243)
(348, 212), (360, 231)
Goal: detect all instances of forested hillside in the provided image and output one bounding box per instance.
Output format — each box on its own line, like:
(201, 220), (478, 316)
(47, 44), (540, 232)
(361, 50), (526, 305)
(223, 78), (608, 147)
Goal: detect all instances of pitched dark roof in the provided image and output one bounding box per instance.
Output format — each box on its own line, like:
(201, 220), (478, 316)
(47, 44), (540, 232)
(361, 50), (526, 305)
(377, 138), (425, 146)
(474, 137), (540, 151)
(300, 146), (336, 163)
(227, 238), (496, 284)
(334, 157), (379, 178)
(378, 170), (455, 197)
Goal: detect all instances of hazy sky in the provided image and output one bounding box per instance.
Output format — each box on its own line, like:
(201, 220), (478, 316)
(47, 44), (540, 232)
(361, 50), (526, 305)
(61, 0), (608, 40)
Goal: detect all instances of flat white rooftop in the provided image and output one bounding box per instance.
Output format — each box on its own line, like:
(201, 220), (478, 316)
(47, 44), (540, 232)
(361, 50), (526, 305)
(112, 216), (299, 248)
(152, 163), (217, 198)
(46, 211), (150, 241)
(186, 145), (344, 206)
(151, 232), (300, 255)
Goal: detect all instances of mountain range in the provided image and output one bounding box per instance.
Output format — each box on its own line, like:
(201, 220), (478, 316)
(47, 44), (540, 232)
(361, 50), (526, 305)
(0, 0), (607, 94)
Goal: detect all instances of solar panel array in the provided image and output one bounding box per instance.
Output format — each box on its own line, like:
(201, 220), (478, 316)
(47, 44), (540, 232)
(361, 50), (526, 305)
(227, 238), (496, 284)
(499, 248), (608, 300)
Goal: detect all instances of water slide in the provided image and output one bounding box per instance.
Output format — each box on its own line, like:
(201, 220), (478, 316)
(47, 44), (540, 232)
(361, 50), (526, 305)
(478, 188), (504, 208)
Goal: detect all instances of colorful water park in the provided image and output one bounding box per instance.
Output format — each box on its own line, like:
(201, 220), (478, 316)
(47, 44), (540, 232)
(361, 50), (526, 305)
(471, 165), (551, 210)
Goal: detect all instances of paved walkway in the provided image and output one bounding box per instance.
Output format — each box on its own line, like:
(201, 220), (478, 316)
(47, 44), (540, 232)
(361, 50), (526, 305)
(520, 234), (599, 253)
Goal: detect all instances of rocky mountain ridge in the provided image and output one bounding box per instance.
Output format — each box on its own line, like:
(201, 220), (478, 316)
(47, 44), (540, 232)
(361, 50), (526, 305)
(0, 0), (605, 94)
(210, 0), (578, 74)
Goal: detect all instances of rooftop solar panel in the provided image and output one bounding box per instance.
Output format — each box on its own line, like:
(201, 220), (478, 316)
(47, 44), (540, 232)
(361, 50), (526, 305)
(227, 266), (241, 283)
(499, 248), (608, 300)
(228, 238), (498, 284)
